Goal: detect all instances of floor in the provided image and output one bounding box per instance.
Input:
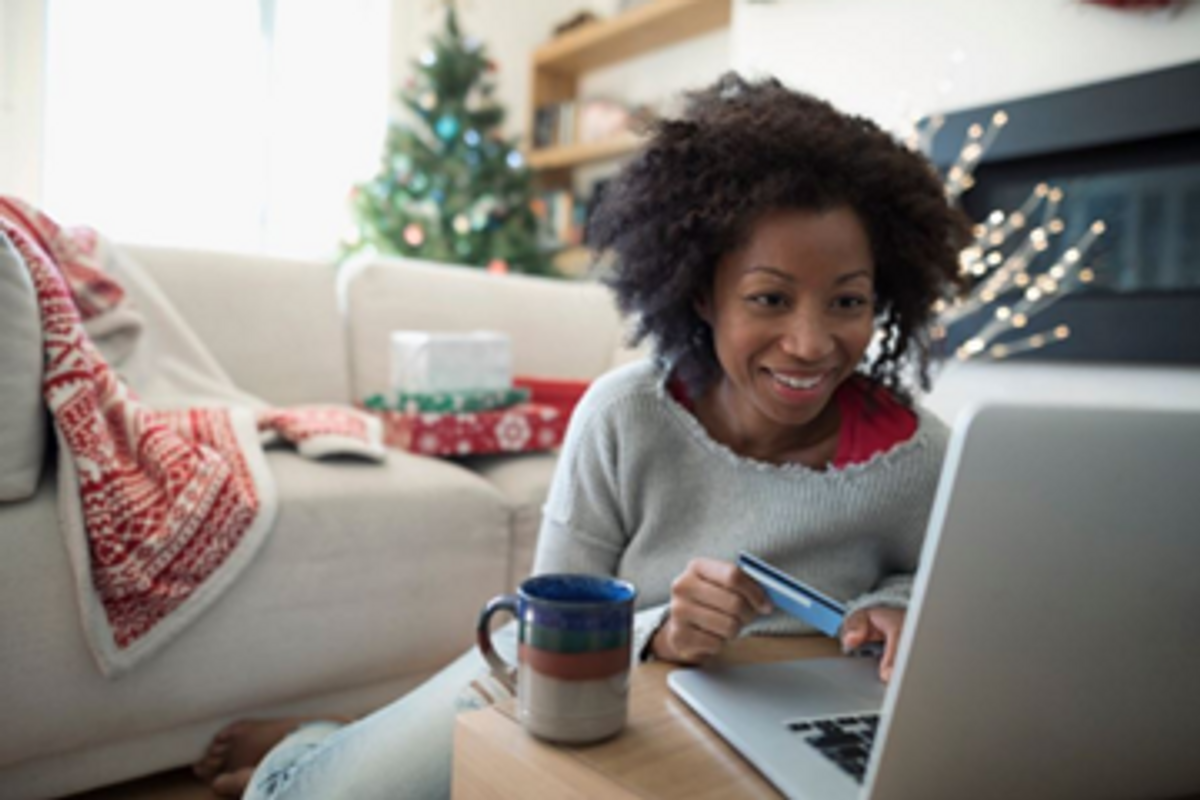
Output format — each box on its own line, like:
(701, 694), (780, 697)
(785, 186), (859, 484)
(69, 769), (216, 800)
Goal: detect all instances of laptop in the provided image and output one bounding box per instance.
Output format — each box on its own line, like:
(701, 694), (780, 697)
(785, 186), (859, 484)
(669, 402), (1200, 800)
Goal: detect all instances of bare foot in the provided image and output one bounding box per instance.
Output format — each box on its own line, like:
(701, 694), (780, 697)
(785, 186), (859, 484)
(193, 717), (348, 797)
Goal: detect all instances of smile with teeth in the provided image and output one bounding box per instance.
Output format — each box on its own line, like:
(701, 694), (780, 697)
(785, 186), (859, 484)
(769, 370), (828, 390)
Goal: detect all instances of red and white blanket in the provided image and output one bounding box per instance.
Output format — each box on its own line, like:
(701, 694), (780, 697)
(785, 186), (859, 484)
(0, 197), (384, 677)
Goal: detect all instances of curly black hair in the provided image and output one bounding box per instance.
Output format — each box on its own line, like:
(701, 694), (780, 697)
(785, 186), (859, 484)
(589, 72), (971, 403)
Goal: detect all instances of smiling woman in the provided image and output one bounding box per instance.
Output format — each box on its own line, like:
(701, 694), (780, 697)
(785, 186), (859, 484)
(40, 0), (389, 257)
(694, 207), (878, 466)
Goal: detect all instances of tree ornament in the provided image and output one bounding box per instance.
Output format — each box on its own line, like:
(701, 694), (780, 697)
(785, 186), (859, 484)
(420, 49), (437, 67)
(453, 214), (471, 235)
(487, 259), (509, 275)
(420, 92), (437, 111)
(436, 115), (461, 141)
(404, 223), (425, 247)
(505, 150), (524, 170)
(464, 129), (481, 147)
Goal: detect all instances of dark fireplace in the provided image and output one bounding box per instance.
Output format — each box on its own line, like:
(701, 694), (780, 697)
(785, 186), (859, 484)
(930, 60), (1200, 365)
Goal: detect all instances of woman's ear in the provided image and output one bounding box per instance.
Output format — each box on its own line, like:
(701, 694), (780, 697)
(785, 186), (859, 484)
(693, 293), (713, 324)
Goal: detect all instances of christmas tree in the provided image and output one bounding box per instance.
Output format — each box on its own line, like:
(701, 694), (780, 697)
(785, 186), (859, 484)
(343, 3), (553, 276)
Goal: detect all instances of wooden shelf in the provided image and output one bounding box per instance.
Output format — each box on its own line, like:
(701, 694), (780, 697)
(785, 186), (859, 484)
(526, 0), (731, 248)
(526, 0), (730, 183)
(535, 0), (732, 76)
(526, 134), (643, 171)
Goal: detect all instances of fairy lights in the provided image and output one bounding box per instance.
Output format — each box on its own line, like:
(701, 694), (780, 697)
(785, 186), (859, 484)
(918, 109), (1109, 363)
(944, 207), (1107, 361)
(943, 109), (1009, 201)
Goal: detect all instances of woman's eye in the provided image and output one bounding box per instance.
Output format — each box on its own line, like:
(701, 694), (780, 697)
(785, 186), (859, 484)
(834, 295), (870, 311)
(748, 293), (787, 308)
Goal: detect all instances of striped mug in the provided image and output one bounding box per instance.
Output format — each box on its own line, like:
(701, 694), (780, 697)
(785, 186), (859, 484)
(477, 574), (637, 744)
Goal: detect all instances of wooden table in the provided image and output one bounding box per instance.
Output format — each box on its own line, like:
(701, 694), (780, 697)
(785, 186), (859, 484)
(452, 636), (843, 799)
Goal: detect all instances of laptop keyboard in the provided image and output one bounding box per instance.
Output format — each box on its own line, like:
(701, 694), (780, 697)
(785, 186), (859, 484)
(786, 712), (879, 783)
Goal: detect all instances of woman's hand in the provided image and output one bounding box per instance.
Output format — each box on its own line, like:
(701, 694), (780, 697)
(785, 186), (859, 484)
(650, 558), (773, 664)
(840, 607), (906, 683)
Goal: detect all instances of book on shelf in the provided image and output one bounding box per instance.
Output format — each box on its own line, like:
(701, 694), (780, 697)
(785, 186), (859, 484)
(533, 97), (636, 150)
(534, 189), (586, 248)
(532, 100), (578, 149)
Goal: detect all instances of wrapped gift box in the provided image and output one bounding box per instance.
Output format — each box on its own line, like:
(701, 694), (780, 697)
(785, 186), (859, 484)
(368, 402), (568, 457)
(390, 331), (512, 393)
(363, 386), (530, 414)
(513, 375), (591, 422)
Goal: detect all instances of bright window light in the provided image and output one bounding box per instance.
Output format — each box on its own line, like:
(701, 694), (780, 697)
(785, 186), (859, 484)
(43, 0), (389, 258)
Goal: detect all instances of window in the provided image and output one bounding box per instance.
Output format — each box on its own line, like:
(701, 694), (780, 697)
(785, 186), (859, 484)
(43, 0), (389, 257)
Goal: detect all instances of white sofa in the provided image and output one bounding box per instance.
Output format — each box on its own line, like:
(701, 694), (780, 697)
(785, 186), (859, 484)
(0, 245), (636, 799)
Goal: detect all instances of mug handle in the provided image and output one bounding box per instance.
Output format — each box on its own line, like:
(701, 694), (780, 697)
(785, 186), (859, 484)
(477, 594), (518, 693)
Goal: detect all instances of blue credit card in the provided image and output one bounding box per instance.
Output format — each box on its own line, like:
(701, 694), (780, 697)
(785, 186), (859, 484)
(738, 551), (847, 638)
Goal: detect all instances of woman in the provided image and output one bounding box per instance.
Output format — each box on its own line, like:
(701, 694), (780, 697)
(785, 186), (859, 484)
(194, 72), (969, 799)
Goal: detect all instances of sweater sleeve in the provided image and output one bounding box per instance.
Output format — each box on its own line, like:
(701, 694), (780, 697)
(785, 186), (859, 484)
(842, 408), (949, 623)
(844, 573), (913, 619)
(532, 384), (627, 579)
(532, 370), (672, 661)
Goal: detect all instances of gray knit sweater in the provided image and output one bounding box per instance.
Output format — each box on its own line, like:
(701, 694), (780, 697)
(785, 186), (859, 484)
(532, 359), (951, 659)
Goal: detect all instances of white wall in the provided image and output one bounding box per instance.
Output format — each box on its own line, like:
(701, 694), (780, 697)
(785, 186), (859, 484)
(731, 0), (1200, 134)
(0, 0), (46, 203)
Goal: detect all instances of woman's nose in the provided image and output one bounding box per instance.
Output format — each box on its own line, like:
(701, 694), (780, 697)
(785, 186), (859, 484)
(780, 313), (835, 362)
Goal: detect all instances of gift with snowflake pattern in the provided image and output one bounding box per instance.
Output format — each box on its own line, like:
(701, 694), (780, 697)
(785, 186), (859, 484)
(366, 402), (568, 457)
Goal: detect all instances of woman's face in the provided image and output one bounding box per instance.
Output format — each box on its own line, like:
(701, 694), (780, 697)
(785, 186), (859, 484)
(698, 206), (876, 441)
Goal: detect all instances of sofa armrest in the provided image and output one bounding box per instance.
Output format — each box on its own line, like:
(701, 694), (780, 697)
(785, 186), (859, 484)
(123, 244), (352, 406)
(343, 256), (630, 401)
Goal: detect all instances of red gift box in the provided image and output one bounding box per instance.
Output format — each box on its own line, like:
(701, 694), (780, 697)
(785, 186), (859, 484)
(368, 402), (568, 457)
(513, 376), (590, 422)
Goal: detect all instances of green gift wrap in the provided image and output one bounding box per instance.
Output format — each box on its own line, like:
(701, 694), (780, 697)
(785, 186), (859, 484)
(363, 386), (531, 414)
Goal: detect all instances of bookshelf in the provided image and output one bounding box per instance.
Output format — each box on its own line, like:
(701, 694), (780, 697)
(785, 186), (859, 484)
(526, 0), (732, 186)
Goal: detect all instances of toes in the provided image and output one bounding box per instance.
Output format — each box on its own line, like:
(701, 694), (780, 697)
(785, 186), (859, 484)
(213, 766), (256, 797)
(214, 720), (246, 742)
(193, 748), (227, 780)
(193, 725), (237, 779)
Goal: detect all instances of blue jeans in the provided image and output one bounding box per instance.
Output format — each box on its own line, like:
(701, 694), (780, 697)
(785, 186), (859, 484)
(244, 624), (516, 800)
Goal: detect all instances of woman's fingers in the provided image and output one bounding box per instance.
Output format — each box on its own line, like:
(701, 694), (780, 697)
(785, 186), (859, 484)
(875, 613), (903, 683)
(656, 558), (775, 664)
(678, 558), (771, 624)
(840, 611), (870, 652)
(661, 615), (726, 663)
(694, 558), (773, 616)
(840, 608), (906, 683)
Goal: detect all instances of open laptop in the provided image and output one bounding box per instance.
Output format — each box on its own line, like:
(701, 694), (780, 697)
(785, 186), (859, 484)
(669, 402), (1200, 800)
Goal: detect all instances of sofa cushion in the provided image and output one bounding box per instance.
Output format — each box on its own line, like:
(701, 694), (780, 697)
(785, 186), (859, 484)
(0, 449), (510, 783)
(462, 451), (561, 590)
(124, 245), (353, 406)
(0, 232), (45, 502)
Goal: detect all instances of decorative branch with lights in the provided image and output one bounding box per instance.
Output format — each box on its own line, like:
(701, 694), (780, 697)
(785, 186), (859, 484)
(914, 112), (1109, 361)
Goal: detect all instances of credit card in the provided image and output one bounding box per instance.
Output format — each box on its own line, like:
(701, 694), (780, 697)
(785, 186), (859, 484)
(738, 551), (847, 638)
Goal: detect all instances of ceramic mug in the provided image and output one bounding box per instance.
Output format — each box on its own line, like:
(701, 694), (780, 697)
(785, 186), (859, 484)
(477, 574), (637, 744)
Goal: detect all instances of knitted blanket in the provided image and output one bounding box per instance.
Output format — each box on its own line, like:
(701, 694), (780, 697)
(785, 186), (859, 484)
(0, 197), (384, 676)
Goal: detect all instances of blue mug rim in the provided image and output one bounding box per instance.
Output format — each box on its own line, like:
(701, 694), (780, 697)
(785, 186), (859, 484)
(518, 573), (637, 608)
